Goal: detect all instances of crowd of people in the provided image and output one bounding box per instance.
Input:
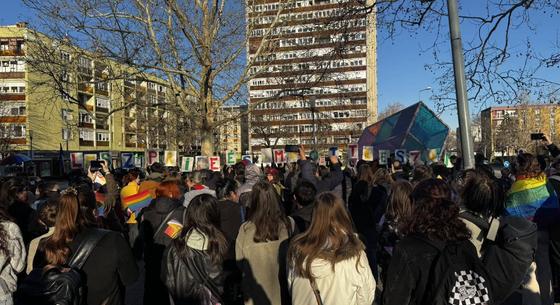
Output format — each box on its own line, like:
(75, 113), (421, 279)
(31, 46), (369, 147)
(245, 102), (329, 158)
(0, 141), (559, 305)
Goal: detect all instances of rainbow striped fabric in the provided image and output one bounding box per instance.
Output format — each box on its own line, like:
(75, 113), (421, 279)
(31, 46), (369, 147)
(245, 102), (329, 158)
(122, 190), (153, 213)
(505, 175), (560, 227)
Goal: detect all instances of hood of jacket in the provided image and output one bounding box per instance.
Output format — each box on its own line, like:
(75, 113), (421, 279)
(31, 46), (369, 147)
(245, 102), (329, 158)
(183, 187), (216, 208)
(185, 228), (209, 251)
(238, 164), (262, 195)
(154, 197), (181, 214)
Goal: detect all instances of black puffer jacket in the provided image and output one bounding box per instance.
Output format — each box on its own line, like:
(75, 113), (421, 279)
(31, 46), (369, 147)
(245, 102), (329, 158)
(162, 230), (225, 305)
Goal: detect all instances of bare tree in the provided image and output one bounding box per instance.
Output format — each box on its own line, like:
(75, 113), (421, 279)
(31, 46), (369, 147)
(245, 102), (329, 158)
(360, 0), (560, 110)
(378, 101), (405, 120)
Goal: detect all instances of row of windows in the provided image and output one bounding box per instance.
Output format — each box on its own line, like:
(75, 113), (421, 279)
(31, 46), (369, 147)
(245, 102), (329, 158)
(0, 86), (25, 93)
(0, 124), (25, 138)
(254, 98), (366, 110)
(0, 60), (25, 73)
(278, 31), (365, 47)
(0, 39), (24, 52)
(253, 45), (365, 64)
(251, 84), (366, 99)
(250, 4), (355, 26)
(262, 122), (362, 135)
(251, 58), (365, 77)
(250, 18), (366, 38)
(0, 103), (25, 116)
(260, 109), (367, 121)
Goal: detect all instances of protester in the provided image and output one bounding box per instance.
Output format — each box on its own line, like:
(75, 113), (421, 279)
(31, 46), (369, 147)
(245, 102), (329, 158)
(349, 163), (388, 279)
(139, 162), (165, 197)
(382, 179), (471, 305)
(162, 194), (228, 305)
(377, 180), (413, 283)
(287, 192), (375, 305)
(140, 180), (185, 305)
(34, 188), (139, 305)
(237, 164), (262, 211)
(0, 201), (26, 305)
(215, 178), (243, 252)
(183, 171), (217, 208)
(1, 178), (43, 244)
(298, 146), (343, 194)
(506, 153), (559, 304)
(31, 181), (59, 211)
(290, 181), (317, 232)
(410, 164), (433, 185)
(236, 181), (293, 305)
(27, 197), (57, 274)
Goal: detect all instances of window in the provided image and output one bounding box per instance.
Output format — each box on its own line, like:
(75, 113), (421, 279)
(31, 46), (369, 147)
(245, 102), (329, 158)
(79, 129), (94, 141)
(96, 97), (110, 109)
(78, 57), (92, 68)
(62, 109), (73, 121)
(11, 125), (26, 138)
(62, 128), (73, 140)
(79, 112), (93, 123)
(61, 51), (71, 62)
(96, 132), (109, 142)
(0, 103), (25, 116)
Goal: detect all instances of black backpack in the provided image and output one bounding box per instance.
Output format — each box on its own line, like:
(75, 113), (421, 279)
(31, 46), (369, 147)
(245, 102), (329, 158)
(460, 213), (537, 304)
(418, 237), (493, 305)
(15, 229), (110, 305)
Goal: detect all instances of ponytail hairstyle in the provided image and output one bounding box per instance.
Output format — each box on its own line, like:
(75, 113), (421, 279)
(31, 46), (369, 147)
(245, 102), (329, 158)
(403, 179), (469, 242)
(43, 188), (89, 265)
(176, 194), (228, 265)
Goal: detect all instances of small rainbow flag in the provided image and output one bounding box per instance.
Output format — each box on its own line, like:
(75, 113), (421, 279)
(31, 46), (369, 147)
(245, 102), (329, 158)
(164, 220), (184, 239)
(122, 190), (153, 213)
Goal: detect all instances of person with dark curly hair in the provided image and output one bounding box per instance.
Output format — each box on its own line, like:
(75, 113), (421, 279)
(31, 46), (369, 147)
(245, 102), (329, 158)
(382, 179), (471, 305)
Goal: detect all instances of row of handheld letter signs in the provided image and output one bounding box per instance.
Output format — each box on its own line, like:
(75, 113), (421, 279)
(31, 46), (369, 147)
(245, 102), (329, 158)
(69, 147), (439, 172)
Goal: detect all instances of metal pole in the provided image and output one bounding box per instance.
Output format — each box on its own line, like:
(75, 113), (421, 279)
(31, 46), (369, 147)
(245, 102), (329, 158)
(447, 0), (475, 169)
(311, 97), (317, 151)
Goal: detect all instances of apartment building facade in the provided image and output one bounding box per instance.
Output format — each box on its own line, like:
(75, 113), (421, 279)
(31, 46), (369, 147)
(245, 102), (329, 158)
(481, 104), (560, 158)
(0, 23), (176, 175)
(246, 0), (377, 151)
(216, 105), (250, 154)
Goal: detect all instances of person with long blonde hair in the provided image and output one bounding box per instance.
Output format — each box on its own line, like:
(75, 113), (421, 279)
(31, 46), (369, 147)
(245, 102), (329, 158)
(288, 192), (375, 305)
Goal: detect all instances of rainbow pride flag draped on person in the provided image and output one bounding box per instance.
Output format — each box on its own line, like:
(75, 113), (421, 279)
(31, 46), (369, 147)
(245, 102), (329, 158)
(505, 174), (560, 228)
(122, 190), (153, 213)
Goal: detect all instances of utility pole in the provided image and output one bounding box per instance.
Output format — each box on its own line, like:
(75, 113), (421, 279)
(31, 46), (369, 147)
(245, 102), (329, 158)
(310, 97), (317, 151)
(447, 0), (475, 169)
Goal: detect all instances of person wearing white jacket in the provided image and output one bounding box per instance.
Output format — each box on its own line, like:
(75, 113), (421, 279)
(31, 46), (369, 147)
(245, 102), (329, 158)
(287, 192), (375, 305)
(0, 211), (26, 305)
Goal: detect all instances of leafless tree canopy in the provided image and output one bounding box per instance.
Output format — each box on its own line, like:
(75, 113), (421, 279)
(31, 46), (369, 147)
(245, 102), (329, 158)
(367, 0), (560, 110)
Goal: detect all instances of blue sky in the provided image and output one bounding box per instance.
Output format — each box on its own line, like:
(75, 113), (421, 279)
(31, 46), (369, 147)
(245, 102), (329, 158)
(2, 0), (559, 129)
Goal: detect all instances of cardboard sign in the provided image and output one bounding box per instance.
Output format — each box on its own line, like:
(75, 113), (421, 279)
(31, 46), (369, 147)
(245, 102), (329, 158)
(329, 147), (338, 157)
(362, 146), (374, 161)
(409, 150), (421, 164)
(428, 149), (438, 162)
(286, 152), (298, 163)
(196, 156), (209, 170)
(379, 150), (390, 165)
(348, 144), (359, 160)
(147, 150), (159, 165)
(121, 153), (134, 169)
(226, 151), (237, 166)
(318, 156), (326, 166)
(261, 148), (273, 164)
(242, 155), (253, 164)
(209, 156), (221, 172)
(133, 153), (143, 168)
(164, 151), (177, 167)
(99, 152), (112, 166)
(70, 152), (84, 169)
(273, 149), (286, 164)
(84, 153), (97, 169)
(181, 157), (194, 172)
(394, 149), (407, 164)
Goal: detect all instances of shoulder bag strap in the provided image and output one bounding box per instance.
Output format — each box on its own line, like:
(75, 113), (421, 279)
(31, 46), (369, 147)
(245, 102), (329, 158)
(154, 209), (178, 238)
(68, 229), (110, 269)
(309, 277), (324, 305)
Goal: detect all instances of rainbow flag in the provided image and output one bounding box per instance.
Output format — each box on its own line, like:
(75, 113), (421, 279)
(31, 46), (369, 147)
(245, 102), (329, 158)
(505, 175), (559, 227)
(122, 190), (153, 213)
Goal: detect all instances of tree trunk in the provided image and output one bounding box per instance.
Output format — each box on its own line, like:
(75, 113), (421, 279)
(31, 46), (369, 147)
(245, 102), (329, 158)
(201, 128), (214, 156)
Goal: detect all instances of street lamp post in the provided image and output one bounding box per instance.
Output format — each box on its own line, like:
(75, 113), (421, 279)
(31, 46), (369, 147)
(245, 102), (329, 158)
(310, 97), (317, 151)
(29, 129), (33, 159)
(446, 0), (475, 169)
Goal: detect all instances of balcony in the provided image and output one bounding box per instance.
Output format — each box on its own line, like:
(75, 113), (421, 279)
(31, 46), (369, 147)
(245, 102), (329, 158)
(0, 93), (25, 101)
(78, 122), (94, 128)
(0, 72), (25, 79)
(96, 89), (109, 96)
(96, 106), (109, 113)
(97, 141), (109, 147)
(79, 139), (94, 146)
(78, 83), (94, 94)
(0, 50), (25, 56)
